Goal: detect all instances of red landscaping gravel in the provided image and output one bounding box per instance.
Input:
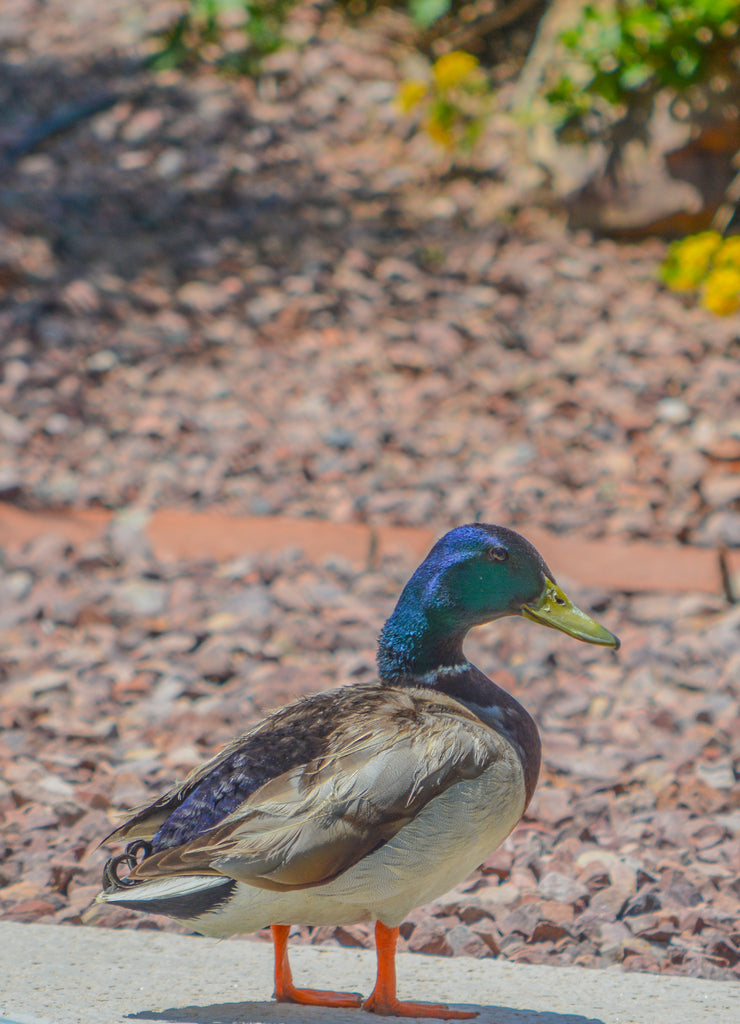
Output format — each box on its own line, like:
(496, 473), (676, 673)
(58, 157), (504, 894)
(1, 0), (739, 986)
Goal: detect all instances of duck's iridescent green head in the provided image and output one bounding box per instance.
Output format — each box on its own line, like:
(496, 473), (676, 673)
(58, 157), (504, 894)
(377, 523), (619, 681)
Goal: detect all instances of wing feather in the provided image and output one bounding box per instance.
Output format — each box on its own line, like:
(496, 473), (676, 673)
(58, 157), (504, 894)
(127, 689), (504, 891)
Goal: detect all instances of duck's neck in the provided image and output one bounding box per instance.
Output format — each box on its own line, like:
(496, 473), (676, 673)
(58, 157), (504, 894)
(376, 591), (541, 808)
(376, 597), (469, 683)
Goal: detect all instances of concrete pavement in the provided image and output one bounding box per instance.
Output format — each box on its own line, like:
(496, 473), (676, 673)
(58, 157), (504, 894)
(1, 922), (737, 1024)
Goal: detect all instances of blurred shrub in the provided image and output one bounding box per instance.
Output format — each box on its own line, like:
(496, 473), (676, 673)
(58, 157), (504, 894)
(150, 0), (545, 73)
(546, 1), (740, 146)
(150, 0), (477, 71)
(151, 0), (294, 74)
(662, 231), (740, 314)
(398, 51), (493, 152)
(149, 0), (505, 154)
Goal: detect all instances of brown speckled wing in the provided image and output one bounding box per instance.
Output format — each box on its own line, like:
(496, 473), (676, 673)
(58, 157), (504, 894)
(126, 686), (505, 891)
(102, 683), (416, 846)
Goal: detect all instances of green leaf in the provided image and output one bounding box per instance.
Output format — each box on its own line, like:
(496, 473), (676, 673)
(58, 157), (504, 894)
(619, 62), (653, 89)
(409, 0), (451, 28)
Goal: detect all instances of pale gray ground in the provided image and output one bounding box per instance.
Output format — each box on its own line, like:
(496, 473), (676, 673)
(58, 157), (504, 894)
(1, 921), (738, 1024)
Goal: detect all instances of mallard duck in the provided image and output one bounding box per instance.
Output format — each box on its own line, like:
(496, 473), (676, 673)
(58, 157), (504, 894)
(96, 524), (618, 1019)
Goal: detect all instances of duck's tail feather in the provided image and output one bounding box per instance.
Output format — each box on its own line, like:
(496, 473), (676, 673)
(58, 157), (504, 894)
(97, 872), (238, 920)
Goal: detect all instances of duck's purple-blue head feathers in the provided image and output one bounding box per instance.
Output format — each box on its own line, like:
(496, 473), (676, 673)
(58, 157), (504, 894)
(377, 523), (618, 681)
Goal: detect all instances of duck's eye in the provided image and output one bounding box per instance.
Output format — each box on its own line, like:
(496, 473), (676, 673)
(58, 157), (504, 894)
(486, 545), (508, 563)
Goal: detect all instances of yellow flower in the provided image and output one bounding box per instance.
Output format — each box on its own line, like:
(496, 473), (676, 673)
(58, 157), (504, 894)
(662, 266), (699, 292)
(713, 235), (740, 269)
(398, 79), (428, 114)
(662, 231), (723, 291)
(701, 266), (740, 316)
(432, 51), (479, 91)
(424, 115), (454, 149)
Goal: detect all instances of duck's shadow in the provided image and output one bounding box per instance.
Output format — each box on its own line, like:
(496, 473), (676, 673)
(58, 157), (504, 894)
(127, 1002), (604, 1024)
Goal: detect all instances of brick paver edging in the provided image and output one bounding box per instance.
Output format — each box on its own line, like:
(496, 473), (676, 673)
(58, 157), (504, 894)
(0, 501), (737, 600)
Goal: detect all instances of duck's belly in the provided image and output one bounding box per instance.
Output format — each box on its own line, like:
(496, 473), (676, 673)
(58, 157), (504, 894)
(191, 747), (526, 937)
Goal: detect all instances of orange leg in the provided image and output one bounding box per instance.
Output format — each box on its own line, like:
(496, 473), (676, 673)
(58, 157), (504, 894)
(363, 921), (477, 1019)
(271, 924), (362, 1008)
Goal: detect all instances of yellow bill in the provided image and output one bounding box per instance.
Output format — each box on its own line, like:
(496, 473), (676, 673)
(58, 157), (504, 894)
(522, 578), (620, 649)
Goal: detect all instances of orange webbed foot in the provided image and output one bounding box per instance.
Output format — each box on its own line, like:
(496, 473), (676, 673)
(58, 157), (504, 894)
(276, 983), (363, 1008)
(362, 993), (477, 1019)
(363, 922), (478, 1019)
(271, 924), (361, 1009)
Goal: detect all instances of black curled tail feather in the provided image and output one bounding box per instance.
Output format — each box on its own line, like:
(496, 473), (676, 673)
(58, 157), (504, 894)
(102, 839), (153, 891)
